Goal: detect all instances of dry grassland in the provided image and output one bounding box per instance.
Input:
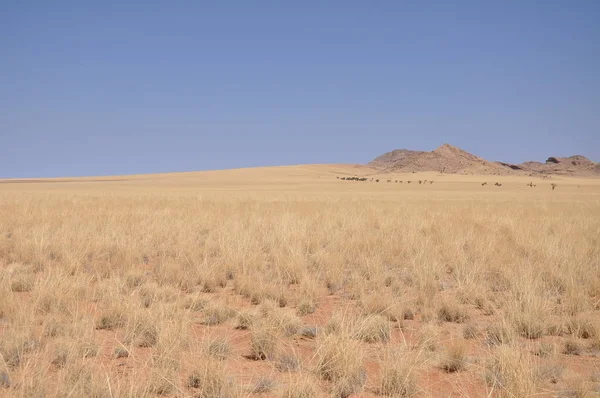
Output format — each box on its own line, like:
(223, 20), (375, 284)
(1, 165), (599, 397)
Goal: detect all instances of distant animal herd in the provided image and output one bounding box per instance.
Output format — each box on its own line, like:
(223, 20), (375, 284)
(337, 176), (434, 184)
(337, 176), (559, 190)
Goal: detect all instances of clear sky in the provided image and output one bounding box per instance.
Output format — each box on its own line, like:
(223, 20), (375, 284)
(1, 1), (599, 178)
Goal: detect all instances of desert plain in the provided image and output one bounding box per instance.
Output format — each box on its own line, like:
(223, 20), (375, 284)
(1, 163), (599, 397)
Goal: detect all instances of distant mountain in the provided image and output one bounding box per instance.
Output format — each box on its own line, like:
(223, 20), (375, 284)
(369, 144), (599, 176)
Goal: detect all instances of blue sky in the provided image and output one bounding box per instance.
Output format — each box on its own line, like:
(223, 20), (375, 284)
(1, 1), (599, 178)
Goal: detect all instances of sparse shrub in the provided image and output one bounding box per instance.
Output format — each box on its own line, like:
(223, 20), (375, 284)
(354, 315), (391, 343)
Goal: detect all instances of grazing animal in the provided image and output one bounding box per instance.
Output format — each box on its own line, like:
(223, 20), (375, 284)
(495, 182), (502, 187)
(482, 182), (487, 186)
(429, 181), (433, 184)
(418, 180), (422, 184)
(551, 183), (557, 191)
(407, 181), (411, 184)
(376, 179), (380, 183)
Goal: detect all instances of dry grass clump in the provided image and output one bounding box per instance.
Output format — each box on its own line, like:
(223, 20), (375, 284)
(485, 322), (515, 346)
(125, 313), (160, 347)
(252, 378), (277, 394)
(275, 352), (301, 372)
(416, 323), (440, 352)
(533, 342), (555, 358)
(9, 272), (36, 293)
(55, 363), (110, 398)
(183, 294), (209, 312)
(235, 309), (255, 330)
(316, 334), (366, 396)
(186, 359), (234, 398)
(202, 302), (234, 326)
(250, 323), (279, 360)
(485, 346), (536, 397)
(506, 285), (552, 339)
(204, 336), (231, 360)
(379, 348), (419, 397)
(463, 323), (478, 339)
(360, 293), (406, 323)
(436, 299), (470, 323)
(535, 363), (564, 384)
(567, 315), (598, 339)
(563, 339), (583, 356)
(271, 310), (302, 337)
(353, 314), (391, 343)
(0, 328), (40, 370)
(279, 378), (317, 398)
(95, 303), (128, 330)
(439, 342), (468, 373)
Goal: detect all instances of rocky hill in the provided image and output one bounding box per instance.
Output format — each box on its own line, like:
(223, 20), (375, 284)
(369, 144), (599, 176)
